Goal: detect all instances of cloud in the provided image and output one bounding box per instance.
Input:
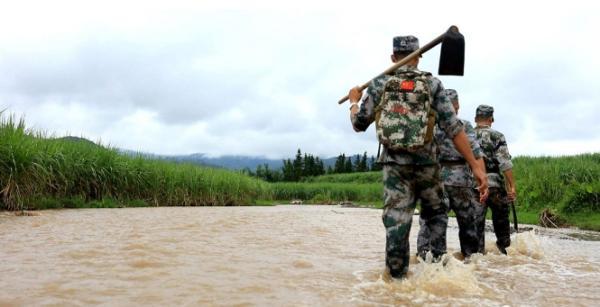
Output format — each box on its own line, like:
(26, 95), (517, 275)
(1, 1), (599, 158)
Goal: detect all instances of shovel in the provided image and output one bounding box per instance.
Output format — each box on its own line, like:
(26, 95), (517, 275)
(338, 25), (465, 104)
(511, 200), (519, 233)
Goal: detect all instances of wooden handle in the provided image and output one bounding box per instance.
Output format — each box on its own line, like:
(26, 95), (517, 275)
(338, 26), (457, 104)
(337, 83), (369, 104)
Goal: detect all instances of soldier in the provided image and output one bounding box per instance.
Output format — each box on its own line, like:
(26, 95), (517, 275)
(418, 89), (485, 259)
(474, 104), (517, 254)
(348, 36), (488, 278)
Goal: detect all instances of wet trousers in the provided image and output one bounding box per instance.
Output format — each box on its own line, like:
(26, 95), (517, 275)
(382, 164), (448, 278)
(444, 186), (482, 257)
(477, 187), (511, 253)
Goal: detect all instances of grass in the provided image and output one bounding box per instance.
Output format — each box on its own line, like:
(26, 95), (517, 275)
(2, 112), (598, 230)
(270, 182), (382, 205)
(270, 158), (600, 230)
(0, 113), (272, 210)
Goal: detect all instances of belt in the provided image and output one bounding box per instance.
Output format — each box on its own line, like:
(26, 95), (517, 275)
(486, 165), (500, 173)
(440, 160), (466, 166)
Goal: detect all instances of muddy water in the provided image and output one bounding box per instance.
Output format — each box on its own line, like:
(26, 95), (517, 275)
(1, 206), (599, 306)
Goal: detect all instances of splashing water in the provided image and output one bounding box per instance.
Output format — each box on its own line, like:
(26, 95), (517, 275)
(508, 230), (544, 259)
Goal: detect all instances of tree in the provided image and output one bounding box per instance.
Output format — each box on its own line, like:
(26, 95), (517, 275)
(357, 152), (368, 172)
(315, 157), (325, 176)
(282, 159), (295, 181)
(354, 154), (361, 172)
(344, 157), (353, 173)
(370, 155), (382, 171)
(241, 167), (254, 176)
(293, 149), (303, 181)
(334, 154), (346, 173)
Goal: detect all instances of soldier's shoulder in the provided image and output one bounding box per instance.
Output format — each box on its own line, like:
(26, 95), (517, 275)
(371, 74), (390, 85)
(488, 127), (506, 138)
(460, 118), (474, 127)
(368, 74), (391, 95)
(422, 72), (441, 91)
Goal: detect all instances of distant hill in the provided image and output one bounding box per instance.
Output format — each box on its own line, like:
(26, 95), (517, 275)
(56, 136), (99, 147)
(161, 153), (366, 171)
(168, 154), (285, 170)
(118, 150), (365, 171)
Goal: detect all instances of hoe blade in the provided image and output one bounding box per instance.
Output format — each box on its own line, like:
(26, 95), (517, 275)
(438, 26), (465, 76)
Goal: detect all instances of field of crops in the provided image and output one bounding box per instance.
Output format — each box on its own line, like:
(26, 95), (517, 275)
(2, 112), (598, 230)
(0, 114), (272, 210)
(276, 156), (600, 230)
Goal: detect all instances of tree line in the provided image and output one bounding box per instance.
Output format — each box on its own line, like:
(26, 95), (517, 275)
(244, 149), (382, 182)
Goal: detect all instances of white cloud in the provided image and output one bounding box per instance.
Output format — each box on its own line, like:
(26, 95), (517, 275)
(1, 0), (599, 159)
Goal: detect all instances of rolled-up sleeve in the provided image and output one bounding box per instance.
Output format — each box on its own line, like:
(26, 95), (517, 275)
(495, 134), (513, 171)
(351, 94), (376, 132)
(430, 77), (463, 139)
(351, 76), (386, 132)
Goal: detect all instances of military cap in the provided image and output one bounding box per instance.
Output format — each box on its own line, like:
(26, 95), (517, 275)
(444, 89), (459, 104)
(476, 104), (494, 117)
(393, 35), (419, 54)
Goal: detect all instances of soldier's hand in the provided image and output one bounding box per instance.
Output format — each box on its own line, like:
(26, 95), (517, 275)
(507, 186), (517, 202)
(349, 86), (363, 103)
(473, 167), (489, 203)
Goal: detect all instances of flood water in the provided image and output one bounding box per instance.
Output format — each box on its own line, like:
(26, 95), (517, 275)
(1, 205), (599, 306)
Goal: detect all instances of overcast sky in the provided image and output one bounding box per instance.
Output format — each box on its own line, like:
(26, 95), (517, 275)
(1, 0), (599, 158)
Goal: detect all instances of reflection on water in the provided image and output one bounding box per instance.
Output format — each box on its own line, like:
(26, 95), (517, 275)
(1, 206), (599, 306)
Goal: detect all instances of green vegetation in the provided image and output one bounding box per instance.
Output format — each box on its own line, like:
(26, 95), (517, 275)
(2, 112), (598, 230)
(270, 182), (381, 205)
(513, 155), (600, 230)
(0, 114), (271, 210)
(303, 171), (382, 184)
(247, 150), (382, 182)
(273, 156), (600, 230)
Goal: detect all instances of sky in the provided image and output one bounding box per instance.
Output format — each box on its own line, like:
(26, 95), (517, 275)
(1, 0), (599, 159)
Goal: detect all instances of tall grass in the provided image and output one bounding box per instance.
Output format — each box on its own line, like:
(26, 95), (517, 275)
(303, 172), (382, 184)
(270, 182), (382, 204)
(295, 156), (600, 213)
(513, 155), (600, 212)
(0, 113), (272, 210)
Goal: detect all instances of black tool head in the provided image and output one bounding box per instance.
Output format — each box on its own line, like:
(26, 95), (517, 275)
(438, 26), (465, 76)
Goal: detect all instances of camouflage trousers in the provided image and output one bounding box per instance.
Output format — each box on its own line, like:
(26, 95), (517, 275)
(382, 164), (448, 278)
(477, 187), (511, 254)
(423, 186), (484, 257)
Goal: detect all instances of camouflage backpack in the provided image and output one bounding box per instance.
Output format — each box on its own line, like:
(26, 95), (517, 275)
(374, 70), (436, 152)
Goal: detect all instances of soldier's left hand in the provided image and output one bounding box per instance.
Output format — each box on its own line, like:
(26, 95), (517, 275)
(473, 166), (489, 203)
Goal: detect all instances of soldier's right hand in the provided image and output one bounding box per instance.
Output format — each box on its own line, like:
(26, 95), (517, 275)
(349, 86), (363, 103)
(507, 186), (517, 202)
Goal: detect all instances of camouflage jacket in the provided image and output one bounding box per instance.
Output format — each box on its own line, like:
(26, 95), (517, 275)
(435, 119), (483, 187)
(474, 124), (513, 188)
(351, 66), (463, 165)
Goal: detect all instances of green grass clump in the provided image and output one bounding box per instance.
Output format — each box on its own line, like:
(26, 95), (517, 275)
(270, 182), (382, 204)
(513, 154), (600, 211)
(0, 113), (272, 210)
(303, 172), (382, 184)
(559, 181), (600, 213)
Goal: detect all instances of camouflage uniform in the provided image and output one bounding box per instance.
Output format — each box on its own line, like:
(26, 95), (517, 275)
(474, 105), (513, 254)
(418, 89), (484, 257)
(351, 36), (464, 278)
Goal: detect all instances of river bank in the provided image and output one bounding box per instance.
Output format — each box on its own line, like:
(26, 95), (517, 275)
(2, 113), (598, 231)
